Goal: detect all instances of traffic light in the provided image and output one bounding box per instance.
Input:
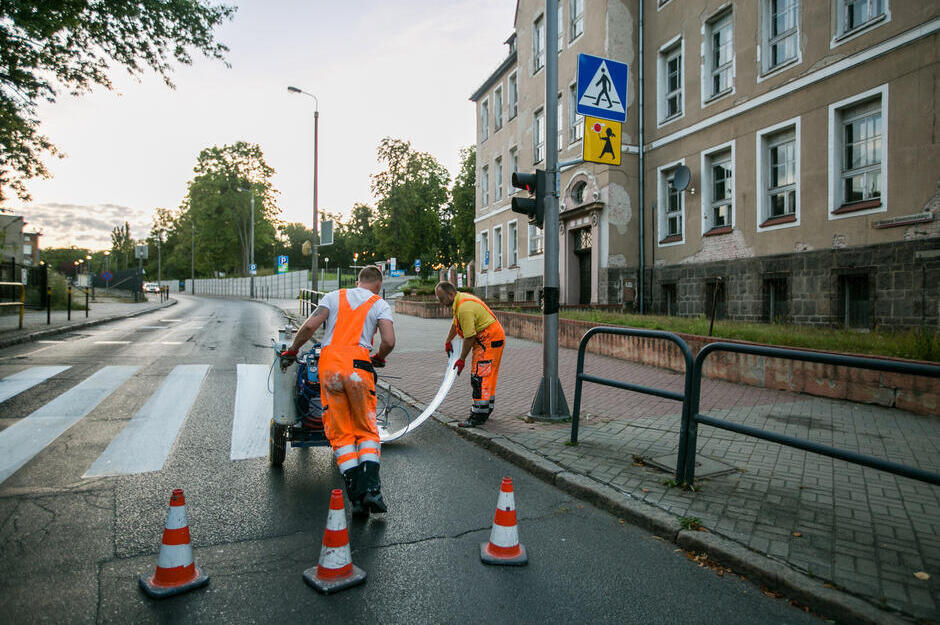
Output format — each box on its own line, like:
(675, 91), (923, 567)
(511, 170), (546, 228)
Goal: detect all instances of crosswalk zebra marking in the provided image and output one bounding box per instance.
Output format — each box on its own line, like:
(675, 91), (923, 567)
(84, 364), (210, 477)
(0, 366), (139, 485)
(0, 366), (71, 404)
(230, 364), (273, 460)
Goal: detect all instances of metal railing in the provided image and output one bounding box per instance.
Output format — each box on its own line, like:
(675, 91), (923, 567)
(299, 289), (327, 318)
(0, 282), (25, 329)
(677, 342), (940, 486)
(571, 327), (694, 445)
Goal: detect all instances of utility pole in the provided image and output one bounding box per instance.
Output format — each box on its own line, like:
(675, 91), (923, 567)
(190, 219), (195, 294)
(530, 0), (570, 420)
(250, 192), (255, 298)
(312, 108), (319, 294)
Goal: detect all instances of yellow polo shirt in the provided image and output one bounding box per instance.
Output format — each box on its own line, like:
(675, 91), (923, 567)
(452, 292), (496, 338)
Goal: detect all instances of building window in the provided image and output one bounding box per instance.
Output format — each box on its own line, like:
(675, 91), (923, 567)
(494, 157), (503, 202)
(571, 181), (586, 205)
(763, 0), (799, 73)
(557, 0), (564, 53)
(509, 147), (519, 190)
(658, 164), (684, 245)
(662, 283), (678, 316)
(763, 277), (789, 323)
(528, 223), (544, 255)
(570, 0), (584, 40)
(829, 86), (886, 217)
(557, 93), (563, 150)
(659, 39), (683, 123)
(533, 15), (545, 72)
(705, 280), (727, 320)
(703, 148), (733, 233)
(568, 84), (583, 143)
(481, 165), (489, 207)
(839, 274), (870, 328)
(508, 221), (518, 266)
(494, 226), (503, 270)
(508, 72), (518, 119)
(534, 109), (545, 163)
(757, 119), (800, 229)
(480, 231), (489, 270)
(706, 11), (733, 99)
(839, 0), (885, 37)
(481, 99), (489, 141)
(494, 86), (503, 130)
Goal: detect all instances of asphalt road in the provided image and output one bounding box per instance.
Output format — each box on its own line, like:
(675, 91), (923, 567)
(0, 295), (822, 624)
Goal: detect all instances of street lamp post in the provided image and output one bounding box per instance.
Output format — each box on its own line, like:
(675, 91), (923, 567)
(238, 185), (256, 298)
(190, 218), (195, 294)
(287, 85), (319, 295)
(104, 250), (111, 294)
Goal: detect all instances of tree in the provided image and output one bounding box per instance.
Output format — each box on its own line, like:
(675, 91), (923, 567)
(110, 221), (134, 270)
(449, 146), (476, 264)
(0, 0), (236, 203)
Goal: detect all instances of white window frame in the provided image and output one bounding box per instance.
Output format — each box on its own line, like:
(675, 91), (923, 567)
(528, 223), (544, 256)
(760, 0), (801, 78)
(494, 225), (503, 269)
(833, 0), (888, 46)
(569, 0), (584, 42)
(534, 108), (545, 164)
(509, 147), (519, 193)
(828, 84), (888, 220)
(533, 14), (545, 73)
(557, 0), (564, 54)
(481, 165), (489, 207)
(703, 10), (734, 105)
(700, 141), (736, 235)
(494, 86), (503, 130)
(568, 83), (583, 144)
(508, 220), (519, 266)
(557, 93), (564, 151)
(508, 72), (518, 120)
(480, 98), (489, 141)
(756, 117), (801, 232)
(656, 159), (686, 247)
(657, 36), (684, 127)
(480, 230), (490, 270)
(495, 156), (503, 203)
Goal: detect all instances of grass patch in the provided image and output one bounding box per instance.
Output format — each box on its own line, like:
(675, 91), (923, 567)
(558, 309), (939, 362)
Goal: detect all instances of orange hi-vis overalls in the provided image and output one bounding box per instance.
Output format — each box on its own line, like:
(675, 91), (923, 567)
(318, 290), (381, 473)
(454, 293), (505, 422)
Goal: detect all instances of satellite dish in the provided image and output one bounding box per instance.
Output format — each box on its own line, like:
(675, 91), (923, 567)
(672, 165), (691, 192)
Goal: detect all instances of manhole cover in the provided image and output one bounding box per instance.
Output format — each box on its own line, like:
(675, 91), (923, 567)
(645, 454), (737, 479)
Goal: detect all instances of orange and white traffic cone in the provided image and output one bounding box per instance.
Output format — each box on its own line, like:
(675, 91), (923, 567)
(303, 488), (367, 594)
(480, 476), (528, 566)
(139, 489), (209, 598)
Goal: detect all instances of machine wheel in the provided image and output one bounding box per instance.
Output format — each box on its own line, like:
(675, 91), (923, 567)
(269, 420), (287, 466)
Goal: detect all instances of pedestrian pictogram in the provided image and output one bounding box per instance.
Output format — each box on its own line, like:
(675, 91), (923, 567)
(582, 116), (622, 166)
(577, 54), (628, 123)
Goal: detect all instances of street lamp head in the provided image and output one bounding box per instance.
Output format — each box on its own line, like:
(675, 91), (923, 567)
(104, 250), (110, 256)
(287, 86), (301, 93)
(86, 254), (92, 260)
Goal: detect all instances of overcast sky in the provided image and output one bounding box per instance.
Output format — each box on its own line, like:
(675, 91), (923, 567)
(10, 0), (516, 249)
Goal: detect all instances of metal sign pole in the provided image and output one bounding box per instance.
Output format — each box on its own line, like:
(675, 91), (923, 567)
(530, 0), (570, 420)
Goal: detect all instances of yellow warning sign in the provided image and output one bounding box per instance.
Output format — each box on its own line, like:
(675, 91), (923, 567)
(583, 116), (622, 166)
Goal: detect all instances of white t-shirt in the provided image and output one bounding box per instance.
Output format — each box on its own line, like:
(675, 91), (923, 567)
(319, 287), (394, 349)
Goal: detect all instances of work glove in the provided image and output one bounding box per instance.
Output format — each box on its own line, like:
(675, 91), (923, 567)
(279, 349), (298, 370)
(454, 358), (465, 375)
(445, 341), (453, 356)
(371, 355), (386, 368)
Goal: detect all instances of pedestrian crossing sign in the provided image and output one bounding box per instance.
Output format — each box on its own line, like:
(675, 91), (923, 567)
(577, 53), (628, 122)
(583, 116), (622, 166)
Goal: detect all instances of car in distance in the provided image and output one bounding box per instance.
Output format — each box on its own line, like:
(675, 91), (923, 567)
(143, 282), (161, 293)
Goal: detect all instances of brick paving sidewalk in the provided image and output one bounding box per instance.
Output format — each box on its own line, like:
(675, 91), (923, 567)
(274, 300), (940, 622)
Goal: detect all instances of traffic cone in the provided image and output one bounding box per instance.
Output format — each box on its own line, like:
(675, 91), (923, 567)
(139, 489), (209, 598)
(480, 476), (528, 566)
(303, 489), (367, 594)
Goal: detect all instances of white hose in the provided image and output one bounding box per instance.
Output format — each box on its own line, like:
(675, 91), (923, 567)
(379, 350), (459, 443)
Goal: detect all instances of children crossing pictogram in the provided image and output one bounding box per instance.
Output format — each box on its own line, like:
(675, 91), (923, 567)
(583, 116), (622, 166)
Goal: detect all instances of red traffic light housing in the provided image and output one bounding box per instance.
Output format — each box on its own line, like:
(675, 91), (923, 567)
(510, 170), (546, 228)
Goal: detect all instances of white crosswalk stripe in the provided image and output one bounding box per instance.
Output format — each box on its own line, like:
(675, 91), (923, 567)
(0, 366), (139, 485)
(230, 364), (273, 460)
(0, 366), (70, 403)
(85, 364), (210, 477)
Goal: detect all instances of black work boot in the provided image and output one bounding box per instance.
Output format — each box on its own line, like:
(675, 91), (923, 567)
(342, 466), (368, 518)
(359, 461), (387, 514)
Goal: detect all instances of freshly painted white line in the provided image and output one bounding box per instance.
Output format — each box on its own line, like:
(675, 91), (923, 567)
(36, 340), (65, 344)
(84, 364), (210, 477)
(0, 366), (71, 404)
(230, 364), (273, 460)
(95, 341), (131, 345)
(138, 326), (169, 330)
(0, 366), (139, 484)
(159, 319), (182, 322)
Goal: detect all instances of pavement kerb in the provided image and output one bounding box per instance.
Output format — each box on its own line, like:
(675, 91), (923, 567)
(0, 298), (178, 349)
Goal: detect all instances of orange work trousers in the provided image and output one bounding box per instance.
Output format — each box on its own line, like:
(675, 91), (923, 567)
(469, 322), (505, 421)
(318, 344), (380, 473)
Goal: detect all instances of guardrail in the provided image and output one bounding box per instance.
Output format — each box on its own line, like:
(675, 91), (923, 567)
(571, 327), (694, 445)
(677, 342), (940, 487)
(0, 282), (25, 329)
(299, 289), (327, 318)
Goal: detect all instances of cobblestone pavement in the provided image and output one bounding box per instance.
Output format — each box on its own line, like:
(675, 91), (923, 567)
(277, 299), (940, 623)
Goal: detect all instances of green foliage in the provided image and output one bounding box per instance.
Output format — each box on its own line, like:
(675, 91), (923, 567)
(449, 146), (476, 264)
(679, 516), (703, 531)
(0, 0), (235, 204)
(110, 222), (134, 270)
(559, 309), (940, 362)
